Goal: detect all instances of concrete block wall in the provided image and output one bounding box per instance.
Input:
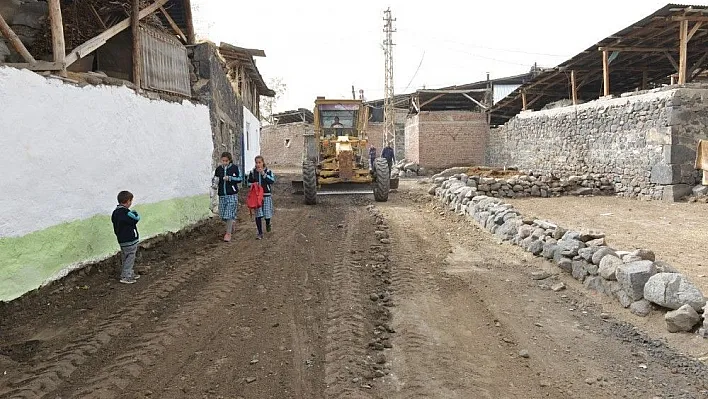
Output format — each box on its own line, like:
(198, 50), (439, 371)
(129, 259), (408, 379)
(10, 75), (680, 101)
(486, 87), (708, 201)
(260, 122), (312, 167)
(406, 111), (488, 169)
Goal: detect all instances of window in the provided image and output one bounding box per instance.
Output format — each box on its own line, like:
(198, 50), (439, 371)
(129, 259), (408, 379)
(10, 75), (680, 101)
(245, 122), (251, 151)
(285, 138), (291, 148)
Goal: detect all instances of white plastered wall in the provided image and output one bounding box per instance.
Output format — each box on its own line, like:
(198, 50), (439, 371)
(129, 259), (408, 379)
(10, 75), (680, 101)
(0, 67), (214, 238)
(242, 107), (261, 173)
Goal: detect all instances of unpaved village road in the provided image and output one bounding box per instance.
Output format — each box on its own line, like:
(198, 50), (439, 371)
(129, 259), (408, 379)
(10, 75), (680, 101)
(1, 176), (708, 399)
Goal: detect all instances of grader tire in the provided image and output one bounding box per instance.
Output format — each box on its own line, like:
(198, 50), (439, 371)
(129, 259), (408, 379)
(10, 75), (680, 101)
(373, 158), (390, 202)
(303, 161), (317, 205)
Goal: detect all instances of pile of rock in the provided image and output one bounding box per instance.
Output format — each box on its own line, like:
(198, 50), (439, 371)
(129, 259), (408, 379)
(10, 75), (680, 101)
(392, 160), (425, 179)
(434, 179), (707, 334)
(687, 184), (708, 203)
(430, 171), (614, 199)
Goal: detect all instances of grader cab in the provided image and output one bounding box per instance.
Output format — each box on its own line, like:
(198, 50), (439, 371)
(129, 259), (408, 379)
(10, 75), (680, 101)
(292, 97), (394, 204)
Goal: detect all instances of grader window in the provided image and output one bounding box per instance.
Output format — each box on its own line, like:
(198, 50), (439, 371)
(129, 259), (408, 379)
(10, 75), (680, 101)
(318, 105), (359, 138)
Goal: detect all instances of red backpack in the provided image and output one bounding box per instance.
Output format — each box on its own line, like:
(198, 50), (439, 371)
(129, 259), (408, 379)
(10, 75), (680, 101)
(247, 183), (264, 210)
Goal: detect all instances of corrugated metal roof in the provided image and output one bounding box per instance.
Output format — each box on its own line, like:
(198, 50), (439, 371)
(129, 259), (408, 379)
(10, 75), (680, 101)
(490, 3), (708, 125)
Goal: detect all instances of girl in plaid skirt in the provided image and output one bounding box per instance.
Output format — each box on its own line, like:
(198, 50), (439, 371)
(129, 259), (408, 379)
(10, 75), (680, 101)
(247, 155), (276, 240)
(214, 152), (242, 242)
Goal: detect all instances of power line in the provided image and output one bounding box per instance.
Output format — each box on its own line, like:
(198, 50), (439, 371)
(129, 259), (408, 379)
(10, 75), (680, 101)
(401, 51), (425, 94)
(398, 28), (572, 58)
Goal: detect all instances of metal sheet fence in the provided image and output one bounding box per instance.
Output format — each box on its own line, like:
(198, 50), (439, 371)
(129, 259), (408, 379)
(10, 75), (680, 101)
(140, 26), (191, 96)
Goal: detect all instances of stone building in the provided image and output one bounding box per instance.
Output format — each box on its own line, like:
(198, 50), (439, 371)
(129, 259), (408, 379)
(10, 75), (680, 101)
(487, 4), (708, 201)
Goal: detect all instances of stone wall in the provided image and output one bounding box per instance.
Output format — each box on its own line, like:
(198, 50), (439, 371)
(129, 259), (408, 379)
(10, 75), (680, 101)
(433, 175), (707, 334)
(406, 111), (488, 169)
(189, 43), (243, 169)
(260, 122), (312, 167)
(0, 0), (47, 63)
(487, 87), (708, 201)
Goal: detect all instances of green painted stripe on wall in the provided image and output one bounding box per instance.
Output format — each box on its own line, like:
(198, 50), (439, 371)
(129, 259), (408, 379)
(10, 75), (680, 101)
(0, 195), (210, 302)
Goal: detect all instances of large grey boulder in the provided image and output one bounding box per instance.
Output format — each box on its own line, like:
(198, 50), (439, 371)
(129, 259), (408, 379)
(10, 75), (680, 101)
(599, 255), (623, 281)
(578, 247), (599, 262)
(630, 249), (656, 262)
(616, 261), (657, 301)
(643, 273), (706, 312)
(542, 242), (558, 260)
(630, 300), (652, 317)
(572, 261), (589, 282)
(591, 247), (618, 266)
(558, 258), (573, 274)
(665, 304), (701, 333)
(528, 240), (544, 256)
(495, 220), (519, 241)
(558, 239), (585, 257)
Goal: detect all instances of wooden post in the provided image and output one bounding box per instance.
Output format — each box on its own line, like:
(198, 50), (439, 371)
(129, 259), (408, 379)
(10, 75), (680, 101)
(642, 70), (648, 90)
(131, 0), (142, 88)
(571, 70), (578, 105)
(48, 0), (66, 75)
(0, 12), (36, 64)
(521, 90), (527, 111)
(678, 19), (689, 84)
(183, 0), (196, 44)
(602, 50), (610, 96)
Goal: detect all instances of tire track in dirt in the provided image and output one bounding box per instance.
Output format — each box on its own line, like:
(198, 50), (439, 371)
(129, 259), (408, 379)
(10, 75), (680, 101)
(0, 226), (248, 399)
(323, 207), (372, 398)
(379, 204), (549, 399)
(118, 205), (329, 399)
(69, 250), (256, 398)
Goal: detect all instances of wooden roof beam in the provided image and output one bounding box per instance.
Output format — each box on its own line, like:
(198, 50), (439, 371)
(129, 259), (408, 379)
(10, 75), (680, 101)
(598, 46), (673, 52)
(462, 93), (488, 110)
(670, 16), (708, 22)
(160, 6), (187, 43)
(0, 11), (35, 64)
(64, 0), (170, 68)
(419, 93), (446, 108)
(183, 0), (195, 44)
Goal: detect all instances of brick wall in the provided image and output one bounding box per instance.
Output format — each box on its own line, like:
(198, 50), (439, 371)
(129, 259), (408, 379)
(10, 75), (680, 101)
(404, 114), (420, 163)
(405, 111), (488, 169)
(367, 122), (384, 157)
(260, 122), (312, 166)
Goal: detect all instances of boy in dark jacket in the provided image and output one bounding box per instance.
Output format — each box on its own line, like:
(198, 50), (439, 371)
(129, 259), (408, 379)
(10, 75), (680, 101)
(112, 191), (141, 284)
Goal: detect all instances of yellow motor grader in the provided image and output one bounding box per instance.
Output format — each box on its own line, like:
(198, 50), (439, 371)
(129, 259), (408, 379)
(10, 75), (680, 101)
(292, 97), (396, 204)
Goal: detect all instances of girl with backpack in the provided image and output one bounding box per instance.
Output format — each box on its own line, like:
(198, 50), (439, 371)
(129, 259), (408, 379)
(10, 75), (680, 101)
(214, 152), (242, 242)
(247, 155), (276, 240)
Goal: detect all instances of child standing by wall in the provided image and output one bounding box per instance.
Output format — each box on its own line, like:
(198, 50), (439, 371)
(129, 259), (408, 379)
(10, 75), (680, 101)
(214, 152), (242, 242)
(112, 191), (141, 284)
(247, 155), (276, 240)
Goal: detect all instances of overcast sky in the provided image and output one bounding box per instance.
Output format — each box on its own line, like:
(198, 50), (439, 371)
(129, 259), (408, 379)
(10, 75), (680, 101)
(192, 0), (708, 113)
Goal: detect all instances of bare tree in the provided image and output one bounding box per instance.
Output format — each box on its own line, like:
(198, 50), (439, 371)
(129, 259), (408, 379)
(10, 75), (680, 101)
(260, 77), (287, 125)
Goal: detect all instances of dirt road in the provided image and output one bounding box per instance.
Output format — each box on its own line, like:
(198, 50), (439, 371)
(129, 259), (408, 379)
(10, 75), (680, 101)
(1, 176), (707, 398)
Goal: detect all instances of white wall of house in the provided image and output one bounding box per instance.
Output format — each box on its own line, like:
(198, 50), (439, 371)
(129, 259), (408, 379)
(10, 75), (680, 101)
(0, 67), (213, 301)
(242, 107), (261, 173)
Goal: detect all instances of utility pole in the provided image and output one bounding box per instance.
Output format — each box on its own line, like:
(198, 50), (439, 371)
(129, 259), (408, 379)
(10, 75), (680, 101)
(383, 8), (396, 149)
